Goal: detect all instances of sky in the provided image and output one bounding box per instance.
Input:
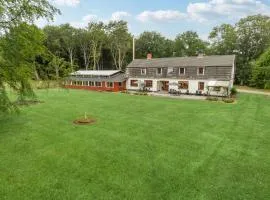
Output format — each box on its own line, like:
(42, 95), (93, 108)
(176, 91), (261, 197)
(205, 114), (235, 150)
(37, 0), (270, 40)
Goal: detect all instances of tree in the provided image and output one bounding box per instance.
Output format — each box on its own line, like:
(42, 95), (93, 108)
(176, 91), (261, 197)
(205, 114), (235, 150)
(175, 31), (207, 56)
(136, 31), (173, 58)
(59, 24), (78, 71)
(208, 24), (237, 55)
(250, 48), (270, 89)
(77, 28), (92, 70)
(235, 15), (270, 85)
(43, 25), (63, 57)
(0, 0), (58, 112)
(0, 23), (45, 111)
(0, 0), (60, 31)
(107, 21), (132, 70)
(87, 22), (106, 70)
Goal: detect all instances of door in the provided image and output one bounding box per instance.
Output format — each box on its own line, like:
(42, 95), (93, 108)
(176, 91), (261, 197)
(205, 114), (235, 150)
(198, 82), (205, 90)
(162, 81), (169, 91)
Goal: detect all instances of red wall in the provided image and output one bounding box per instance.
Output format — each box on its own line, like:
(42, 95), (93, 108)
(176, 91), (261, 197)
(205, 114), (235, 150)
(64, 81), (126, 92)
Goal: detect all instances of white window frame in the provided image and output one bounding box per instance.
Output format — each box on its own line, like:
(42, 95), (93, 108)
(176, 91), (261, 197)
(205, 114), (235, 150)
(89, 81), (95, 87)
(156, 68), (162, 75)
(141, 68), (146, 75)
(130, 80), (138, 87)
(167, 67), (174, 74)
(179, 67), (185, 75)
(95, 81), (102, 87)
(144, 80), (153, 88)
(198, 82), (205, 90)
(197, 67), (205, 75)
(106, 82), (114, 88)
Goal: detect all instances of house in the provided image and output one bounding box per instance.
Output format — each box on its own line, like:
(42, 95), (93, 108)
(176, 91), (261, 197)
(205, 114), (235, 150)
(126, 54), (236, 96)
(64, 70), (127, 92)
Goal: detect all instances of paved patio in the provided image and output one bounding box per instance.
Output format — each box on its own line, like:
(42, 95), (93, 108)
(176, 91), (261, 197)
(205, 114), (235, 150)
(148, 92), (207, 100)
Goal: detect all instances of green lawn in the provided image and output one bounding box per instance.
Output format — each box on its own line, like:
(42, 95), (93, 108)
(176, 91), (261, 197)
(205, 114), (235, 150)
(1, 89), (270, 200)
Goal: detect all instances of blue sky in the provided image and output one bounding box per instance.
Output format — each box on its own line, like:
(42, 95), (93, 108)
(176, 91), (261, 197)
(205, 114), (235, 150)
(37, 0), (270, 40)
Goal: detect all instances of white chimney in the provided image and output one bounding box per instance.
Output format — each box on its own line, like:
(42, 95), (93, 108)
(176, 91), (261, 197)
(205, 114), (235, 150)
(133, 37), (135, 60)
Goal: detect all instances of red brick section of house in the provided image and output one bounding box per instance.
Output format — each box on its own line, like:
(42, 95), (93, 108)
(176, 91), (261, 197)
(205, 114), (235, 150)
(65, 81), (126, 92)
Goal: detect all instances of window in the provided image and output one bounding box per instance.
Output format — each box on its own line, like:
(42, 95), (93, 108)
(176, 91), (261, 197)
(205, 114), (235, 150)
(76, 81), (82, 86)
(89, 81), (95, 86)
(179, 68), (185, 75)
(213, 86), (221, 92)
(83, 81), (88, 86)
(178, 81), (189, 89)
(119, 82), (122, 87)
(95, 82), (102, 87)
(198, 67), (204, 75)
(167, 67), (173, 74)
(141, 68), (146, 75)
(106, 82), (113, 88)
(198, 82), (205, 90)
(130, 80), (138, 87)
(157, 68), (162, 75)
(145, 80), (153, 87)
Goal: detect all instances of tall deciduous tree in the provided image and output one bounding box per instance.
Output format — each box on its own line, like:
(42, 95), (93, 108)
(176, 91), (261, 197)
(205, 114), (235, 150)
(77, 28), (92, 70)
(0, 23), (45, 110)
(0, 0), (58, 112)
(0, 0), (60, 31)
(209, 24), (237, 55)
(175, 31), (207, 57)
(136, 31), (174, 58)
(250, 48), (270, 89)
(59, 24), (78, 71)
(107, 21), (132, 70)
(235, 15), (270, 85)
(87, 22), (106, 70)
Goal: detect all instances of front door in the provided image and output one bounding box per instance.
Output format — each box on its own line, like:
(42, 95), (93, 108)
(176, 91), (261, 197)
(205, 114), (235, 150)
(161, 81), (169, 91)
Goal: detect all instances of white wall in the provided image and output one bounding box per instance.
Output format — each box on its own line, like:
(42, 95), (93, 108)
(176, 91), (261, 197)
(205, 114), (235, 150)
(126, 78), (158, 92)
(126, 78), (230, 96)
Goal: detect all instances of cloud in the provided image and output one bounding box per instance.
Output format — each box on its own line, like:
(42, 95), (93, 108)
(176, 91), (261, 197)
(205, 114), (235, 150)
(137, 0), (270, 23)
(137, 10), (187, 22)
(53, 0), (80, 7)
(111, 11), (131, 21)
(71, 11), (131, 28)
(187, 0), (270, 22)
(70, 14), (98, 28)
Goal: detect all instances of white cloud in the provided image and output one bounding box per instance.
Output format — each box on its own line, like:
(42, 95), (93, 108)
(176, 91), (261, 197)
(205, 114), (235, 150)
(70, 14), (98, 28)
(137, 10), (187, 22)
(111, 11), (131, 21)
(187, 0), (270, 22)
(82, 14), (98, 22)
(53, 0), (80, 7)
(71, 11), (131, 28)
(137, 0), (270, 23)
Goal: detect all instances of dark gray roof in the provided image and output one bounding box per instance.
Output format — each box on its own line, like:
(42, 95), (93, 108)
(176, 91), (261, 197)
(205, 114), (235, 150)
(67, 72), (127, 82)
(127, 55), (235, 68)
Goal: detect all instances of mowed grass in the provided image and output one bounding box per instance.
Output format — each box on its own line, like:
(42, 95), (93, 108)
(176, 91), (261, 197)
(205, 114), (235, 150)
(0, 89), (270, 200)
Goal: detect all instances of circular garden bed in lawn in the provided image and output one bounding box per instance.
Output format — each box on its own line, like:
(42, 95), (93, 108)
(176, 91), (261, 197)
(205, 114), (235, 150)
(73, 118), (96, 125)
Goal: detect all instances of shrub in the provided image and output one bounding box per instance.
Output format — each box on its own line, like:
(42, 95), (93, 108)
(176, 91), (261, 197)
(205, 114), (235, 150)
(230, 87), (237, 96)
(223, 98), (235, 103)
(206, 96), (219, 101)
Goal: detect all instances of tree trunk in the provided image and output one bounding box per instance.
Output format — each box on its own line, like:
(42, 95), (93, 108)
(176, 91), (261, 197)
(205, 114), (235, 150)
(33, 62), (40, 80)
(55, 59), (59, 80)
(83, 50), (88, 70)
(118, 48), (121, 70)
(68, 48), (74, 71)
